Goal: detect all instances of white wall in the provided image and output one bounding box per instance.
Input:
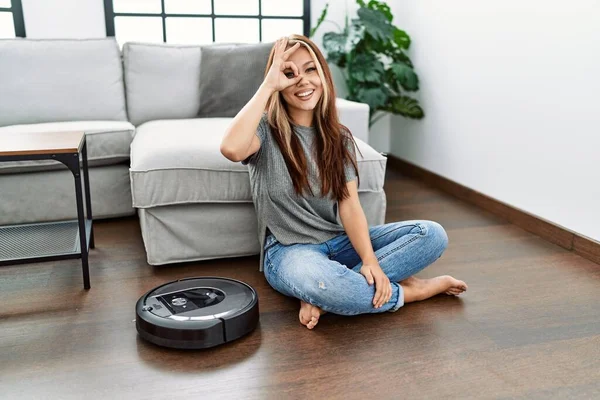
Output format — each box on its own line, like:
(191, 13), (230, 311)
(22, 0), (105, 38)
(387, 0), (600, 242)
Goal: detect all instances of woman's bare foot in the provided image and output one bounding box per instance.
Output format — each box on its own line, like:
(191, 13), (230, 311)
(299, 301), (325, 329)
(400, 275), (468, 303)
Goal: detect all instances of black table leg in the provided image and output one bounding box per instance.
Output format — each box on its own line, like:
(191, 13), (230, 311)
(73, 164), (90, 290)
(81, 140), (95, 249)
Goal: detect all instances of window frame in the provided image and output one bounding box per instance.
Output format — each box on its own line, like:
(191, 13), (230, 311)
(0, 0), (26, 37)
(103, 0), (311, 43)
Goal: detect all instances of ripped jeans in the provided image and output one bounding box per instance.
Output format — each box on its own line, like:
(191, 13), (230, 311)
(263, 220), (449, 315)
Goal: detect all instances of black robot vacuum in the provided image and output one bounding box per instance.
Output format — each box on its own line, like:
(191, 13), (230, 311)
(136, 277), (259, 349)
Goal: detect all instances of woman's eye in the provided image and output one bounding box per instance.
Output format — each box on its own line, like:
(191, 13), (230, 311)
(284, 72), (295, 78)
(306, 67), (316, 73)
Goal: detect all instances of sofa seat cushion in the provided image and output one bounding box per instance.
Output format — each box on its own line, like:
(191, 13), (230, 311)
(130, 118), (387, 208)
(0, 121), (135, 174)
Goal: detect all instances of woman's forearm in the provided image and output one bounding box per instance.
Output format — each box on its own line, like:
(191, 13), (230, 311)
(339, 200), (378, 264)
(220, 83), (274, 161)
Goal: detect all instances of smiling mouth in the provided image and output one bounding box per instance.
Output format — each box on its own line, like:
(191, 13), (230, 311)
(295, 89), (314, 100)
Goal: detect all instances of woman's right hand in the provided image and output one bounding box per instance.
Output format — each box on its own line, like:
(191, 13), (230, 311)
(263, 37), (302, 93)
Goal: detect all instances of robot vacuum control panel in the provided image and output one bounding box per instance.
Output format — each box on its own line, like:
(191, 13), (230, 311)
(156, 287), (226, 315)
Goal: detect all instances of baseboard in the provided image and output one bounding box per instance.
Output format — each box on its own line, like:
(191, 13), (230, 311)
(386, 155), (600, 266)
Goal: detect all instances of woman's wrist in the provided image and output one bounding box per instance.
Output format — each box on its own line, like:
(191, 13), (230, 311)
(362, 255), (379, 266)
(259, 82), (276, 96)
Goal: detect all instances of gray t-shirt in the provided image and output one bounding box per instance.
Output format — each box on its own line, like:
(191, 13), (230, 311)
(242, 114), (357, 271)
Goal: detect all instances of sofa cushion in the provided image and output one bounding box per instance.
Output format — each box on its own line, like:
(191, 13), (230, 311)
(129, 118), (386, 208)
(0, 121), (135, 174)
(122, 42), (202, 126)
(0, 38), (127, 127)
(197, 42), (273, 118)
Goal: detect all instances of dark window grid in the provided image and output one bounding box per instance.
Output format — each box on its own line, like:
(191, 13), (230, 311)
(1, 0), (26, 37)
(104, 0), (310, 43)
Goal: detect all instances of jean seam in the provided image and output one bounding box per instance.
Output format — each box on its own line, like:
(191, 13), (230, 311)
(377, 234), (421, 262)
(325, 241), (334, 258)
(331, 223), (421, 258)
(371, 223), (420, 242)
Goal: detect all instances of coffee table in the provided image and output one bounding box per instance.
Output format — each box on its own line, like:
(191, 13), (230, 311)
(0, 131), (94, 289)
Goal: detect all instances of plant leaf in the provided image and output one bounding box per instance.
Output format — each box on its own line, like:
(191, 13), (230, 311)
(366, 0), (393, 22)
(391, 50), (413, 68)
(356, 7), (394, 42)
(309, 3), (329, 38)
(391, 62), (419, 91)
(386, 96), (424, 119)
(349, 53), (384, 83)
(393, 27), (411, 49)
(357, 87), (388, 111)
(323, 31), (348, 66)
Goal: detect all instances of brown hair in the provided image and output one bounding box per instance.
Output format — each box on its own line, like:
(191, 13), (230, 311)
(264, 34), (360, 201)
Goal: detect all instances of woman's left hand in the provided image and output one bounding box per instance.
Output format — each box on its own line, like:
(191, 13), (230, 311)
(360, 262), (392, 308)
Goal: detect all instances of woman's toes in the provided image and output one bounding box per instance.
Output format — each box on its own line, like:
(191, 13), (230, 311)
(299, 301), (314, 326)
(299, 311), (311, 326)
(299, 312), (308, 325)
(445, 284), (467, 295)
(307, 316), (318, 329)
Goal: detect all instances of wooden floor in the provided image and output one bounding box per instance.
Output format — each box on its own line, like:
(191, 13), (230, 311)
(1, 168), (599, 399)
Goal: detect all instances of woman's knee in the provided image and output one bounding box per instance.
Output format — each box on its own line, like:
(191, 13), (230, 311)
(419, 220), (449, 255)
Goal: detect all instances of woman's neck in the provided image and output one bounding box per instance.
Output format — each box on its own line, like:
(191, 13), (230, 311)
(288, 109), (314, 128)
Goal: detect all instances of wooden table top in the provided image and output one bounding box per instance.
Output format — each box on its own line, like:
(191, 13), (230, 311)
(0, 131), (85, 157)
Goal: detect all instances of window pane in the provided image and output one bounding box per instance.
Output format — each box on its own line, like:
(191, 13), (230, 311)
(214, 0), (258, 16)
(114, 16), (163, 47)
(165, 0), (211, 15)
(261, 0), (303, 17)
(261, 19), (303, 42)
(0, 1), (12, 8)
(0, 12), (15, 38)
(166, 17), (212, 44)
(112, 0), (161, 14)
(215, 18), (258, 43)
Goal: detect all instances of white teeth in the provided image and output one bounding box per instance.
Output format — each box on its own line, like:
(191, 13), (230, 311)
(297, 90), (314, 97)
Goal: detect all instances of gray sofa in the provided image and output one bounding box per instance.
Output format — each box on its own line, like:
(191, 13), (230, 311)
(0, 38), (388, 266)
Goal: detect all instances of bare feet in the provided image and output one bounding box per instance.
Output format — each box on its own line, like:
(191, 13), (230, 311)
(400, 275), (468, 303)
(299, 301), (325, 330)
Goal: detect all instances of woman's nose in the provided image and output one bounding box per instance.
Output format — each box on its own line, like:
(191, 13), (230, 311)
(296, 74), (309, 85)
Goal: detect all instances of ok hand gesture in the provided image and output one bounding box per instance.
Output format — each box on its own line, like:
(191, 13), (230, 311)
(263, 37), (302, 93)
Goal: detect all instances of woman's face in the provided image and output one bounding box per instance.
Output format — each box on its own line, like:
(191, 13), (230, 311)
(281, 46), (323, 113)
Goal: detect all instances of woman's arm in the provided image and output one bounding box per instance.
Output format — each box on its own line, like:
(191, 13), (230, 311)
(220, 84), (273, 162)
(339, 180), (392, 308)
(339, 180), (377, 264)
(220, 38), (301, 162)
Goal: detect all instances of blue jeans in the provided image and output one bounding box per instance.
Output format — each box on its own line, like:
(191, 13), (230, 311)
(263, 220), (449, 315)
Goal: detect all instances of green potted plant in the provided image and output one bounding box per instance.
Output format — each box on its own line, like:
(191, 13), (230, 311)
(310, 0), (424, 127)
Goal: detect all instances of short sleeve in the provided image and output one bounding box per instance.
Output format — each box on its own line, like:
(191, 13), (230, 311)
(242, 113), (269, 165)
(344, 136), (358, 183)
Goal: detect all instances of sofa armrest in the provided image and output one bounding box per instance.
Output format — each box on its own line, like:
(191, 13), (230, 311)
(335, 98), (369, 143)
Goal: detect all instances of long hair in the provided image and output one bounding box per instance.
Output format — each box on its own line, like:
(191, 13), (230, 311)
(264, 34), (360, 201)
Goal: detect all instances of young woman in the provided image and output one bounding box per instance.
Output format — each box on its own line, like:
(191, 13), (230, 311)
(221, 35), (467, 330)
